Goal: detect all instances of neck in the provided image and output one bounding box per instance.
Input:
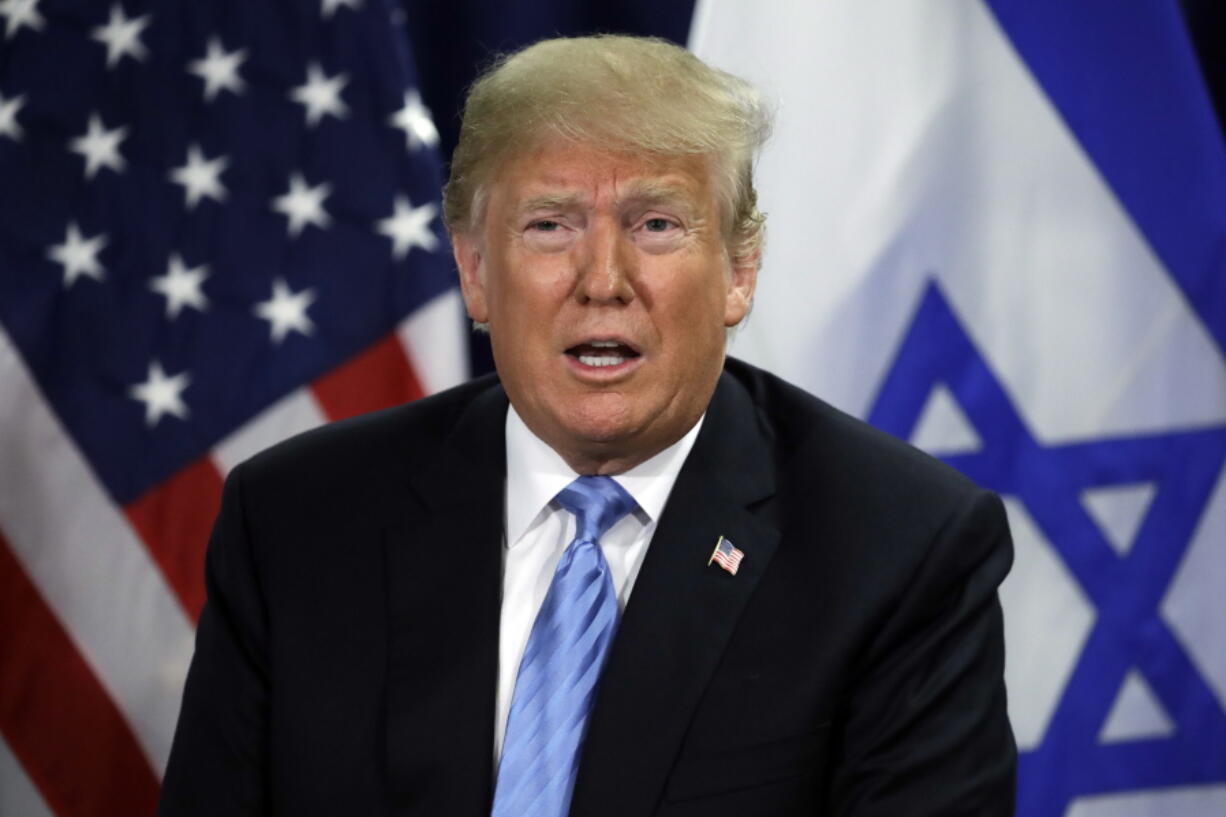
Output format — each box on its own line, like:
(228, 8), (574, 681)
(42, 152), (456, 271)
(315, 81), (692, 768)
(559, 447), (655, 477)
(549, 414), (706, 477)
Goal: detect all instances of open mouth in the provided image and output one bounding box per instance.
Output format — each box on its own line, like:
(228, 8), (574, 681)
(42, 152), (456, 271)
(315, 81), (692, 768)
(565, 339), (642, 368)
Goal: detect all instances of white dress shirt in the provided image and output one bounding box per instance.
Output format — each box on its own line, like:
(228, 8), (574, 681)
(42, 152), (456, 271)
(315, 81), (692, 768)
(495, 405), (704, 762)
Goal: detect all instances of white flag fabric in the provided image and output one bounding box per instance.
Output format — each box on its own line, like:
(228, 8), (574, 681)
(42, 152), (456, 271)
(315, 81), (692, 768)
(693, 1), (1226, 814)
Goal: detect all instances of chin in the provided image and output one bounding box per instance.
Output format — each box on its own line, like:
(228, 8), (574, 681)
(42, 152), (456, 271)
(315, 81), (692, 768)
(557, 400), (644, 446)
(564, 417), (639, 447)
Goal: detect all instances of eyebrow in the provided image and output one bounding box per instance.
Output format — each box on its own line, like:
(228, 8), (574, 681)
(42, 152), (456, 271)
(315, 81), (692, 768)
(619, 180), (694, 209)
(621, 183), (705, 226)
(516, 193), (587, 214)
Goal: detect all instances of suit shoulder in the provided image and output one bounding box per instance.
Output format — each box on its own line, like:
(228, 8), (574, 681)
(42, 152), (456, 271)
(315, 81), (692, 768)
(724, 359), (1008, 598)
(725, 357), (981, 506)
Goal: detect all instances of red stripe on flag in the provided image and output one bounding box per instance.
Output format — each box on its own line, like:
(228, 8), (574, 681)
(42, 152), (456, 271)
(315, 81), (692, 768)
(0, 530), (161, 817)
(312, 332), (425, 421)
(125, 457), (224, 623)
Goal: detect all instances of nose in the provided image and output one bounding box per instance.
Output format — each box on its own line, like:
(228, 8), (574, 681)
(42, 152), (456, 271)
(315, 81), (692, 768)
(575, 217), (635, 305)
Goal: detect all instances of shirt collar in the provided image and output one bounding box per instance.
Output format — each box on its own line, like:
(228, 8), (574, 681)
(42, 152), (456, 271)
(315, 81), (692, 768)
(504, 405), (705, 549)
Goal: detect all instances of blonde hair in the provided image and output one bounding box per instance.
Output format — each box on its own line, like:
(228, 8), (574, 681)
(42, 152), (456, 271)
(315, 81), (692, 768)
(443, 35), (773, 268)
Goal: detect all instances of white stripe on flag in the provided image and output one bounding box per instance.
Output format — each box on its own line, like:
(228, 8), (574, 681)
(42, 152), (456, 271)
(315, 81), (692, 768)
(212, 388), (328, 477)
(0, 326), (195, 775)
(214, 288), (469, 477)
(0, 735), (56, 817)
(398, 288), (468, 395)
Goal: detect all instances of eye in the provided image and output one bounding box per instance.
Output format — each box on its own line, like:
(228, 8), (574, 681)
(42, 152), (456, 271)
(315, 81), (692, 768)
(633, 214), (685, 252)
(642, 213), (690, 234)
(522, 216), (574, 252)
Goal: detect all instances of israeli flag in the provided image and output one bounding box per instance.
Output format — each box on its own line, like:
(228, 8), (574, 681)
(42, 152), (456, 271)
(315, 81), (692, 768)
(693, 1), (1226, 814)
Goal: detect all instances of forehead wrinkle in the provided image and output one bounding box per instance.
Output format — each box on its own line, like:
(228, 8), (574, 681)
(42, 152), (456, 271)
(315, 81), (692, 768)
(618, 178), (690, 203)
(497, 150), (713, 222)
(516, 191), (588, 214)
(615, 177), (708, 218)
(510, 183), (701, 221)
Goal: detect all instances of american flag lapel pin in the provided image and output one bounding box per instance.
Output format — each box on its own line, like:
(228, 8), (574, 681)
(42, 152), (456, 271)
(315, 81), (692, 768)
(708, 536), (744, 576)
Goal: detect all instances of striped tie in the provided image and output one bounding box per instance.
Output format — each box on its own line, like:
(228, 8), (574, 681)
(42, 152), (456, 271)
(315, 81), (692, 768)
(491, 475), (637, 817)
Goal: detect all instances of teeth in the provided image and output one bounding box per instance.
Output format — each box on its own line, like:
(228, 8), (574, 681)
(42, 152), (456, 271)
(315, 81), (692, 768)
(589, 340), (620, 348)
(578, 355), (626, 367)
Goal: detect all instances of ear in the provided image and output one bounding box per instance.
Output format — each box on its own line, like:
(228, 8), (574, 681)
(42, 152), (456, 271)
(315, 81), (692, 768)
(452, 231), (489, 324)
(724, 249), (759, 328)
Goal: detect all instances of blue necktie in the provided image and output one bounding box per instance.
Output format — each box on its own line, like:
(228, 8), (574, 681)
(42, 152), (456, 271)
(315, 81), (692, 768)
(491, 475), (637, 817)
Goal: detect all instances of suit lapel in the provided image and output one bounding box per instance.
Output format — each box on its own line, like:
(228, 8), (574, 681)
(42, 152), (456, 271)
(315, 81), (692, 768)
(384, 382), (508, 817)
(570, 370), (780, 817)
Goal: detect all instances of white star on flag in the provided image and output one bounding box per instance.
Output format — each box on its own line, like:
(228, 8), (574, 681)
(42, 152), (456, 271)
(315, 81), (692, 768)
(149, 254), (209, 320)
(271, 172), (332, 237)
(90, 3), (151, 68)
(321, 0), (362, 19)
(376, 194), (438, 259)
(168, 144), (229, 209)
(0, 91), (24, 141)
(0, 0), (44, 40)
(389, 89), (438, 151)
(47, 222), (107, 287)
(187, 36), (247, 102)
(127, 360), (191, 427)
(254, 278), (317, 344)
(69, 113), (128, 179)
(290, 62), (349, 127)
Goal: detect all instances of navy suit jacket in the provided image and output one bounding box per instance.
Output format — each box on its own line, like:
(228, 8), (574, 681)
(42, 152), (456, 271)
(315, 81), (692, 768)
(159, 357), (1016, 816)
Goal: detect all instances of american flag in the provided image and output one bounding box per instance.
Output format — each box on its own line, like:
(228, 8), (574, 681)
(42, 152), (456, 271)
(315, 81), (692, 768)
(0, 0), (464, 813)
(708, 536), (743, 576)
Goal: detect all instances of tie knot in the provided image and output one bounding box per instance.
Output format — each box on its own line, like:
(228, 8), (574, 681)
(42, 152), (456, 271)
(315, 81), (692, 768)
(554, 475), (637, 544)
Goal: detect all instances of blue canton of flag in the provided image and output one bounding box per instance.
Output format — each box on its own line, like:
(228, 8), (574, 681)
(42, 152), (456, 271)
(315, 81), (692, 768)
(0, 0), (463, 813)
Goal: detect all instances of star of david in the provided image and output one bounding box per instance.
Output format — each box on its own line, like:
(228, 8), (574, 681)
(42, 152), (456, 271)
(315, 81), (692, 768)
(867, 282), (1226, 816)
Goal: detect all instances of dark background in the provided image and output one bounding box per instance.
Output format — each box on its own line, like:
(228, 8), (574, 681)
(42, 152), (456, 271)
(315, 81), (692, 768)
(398, 0), (1225, 378)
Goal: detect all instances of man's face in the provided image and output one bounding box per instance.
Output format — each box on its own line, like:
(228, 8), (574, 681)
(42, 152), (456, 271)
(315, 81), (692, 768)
(453, 140), (757, 474)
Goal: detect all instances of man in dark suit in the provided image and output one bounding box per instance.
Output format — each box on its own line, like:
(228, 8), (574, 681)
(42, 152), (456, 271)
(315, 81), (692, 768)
(160, 35), (1015, 816)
